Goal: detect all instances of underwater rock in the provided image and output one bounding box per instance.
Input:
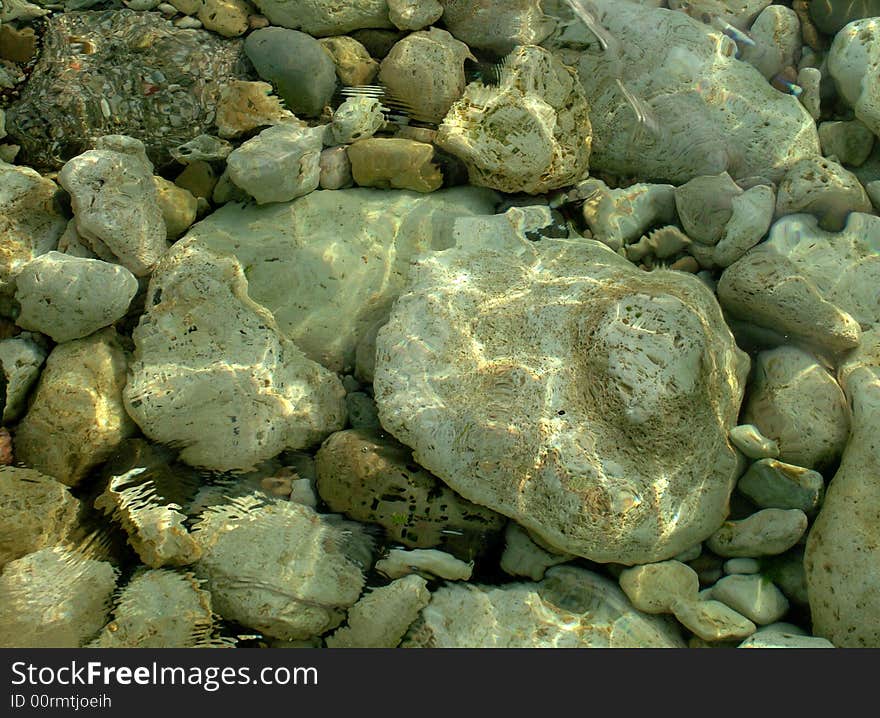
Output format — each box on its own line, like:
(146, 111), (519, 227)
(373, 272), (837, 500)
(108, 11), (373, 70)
(315, 428), (505, 553)
(214, 80), (298, 139)
(375, 547), (474, 580)
(124, 242), (346, 472)
(809, 0), (880, 35)
(729, 424), (780, 459)
(171, 134), (233, 163)
(248, 0), (393, 36)
(319, 146), (354, 189)
(562, 0), (819, 184)
(388, 0), (443, 31)
(347, 138), (443, 193)
(89, 568), (221, 648)
(818, 120), (875, 167)
(828, 18), (880, 140)
(0, 547), (117, 648)
(739, 4), (801, 80)
(739, 631), (834, 648)
(742, 346), (849, 471)
(440, 0), (555, 54)
(192, 496), (369, 640)
(672, 598), (757, 642)
(327, 96), (385, 146)
(14, 252), (138, 343)
(154, 176), (198, 240)
(712, 183), (776, 268)
(0, 334), (47, 422)
(4, 10), (252, 170)
(500, 522), (572, 581)
(805, 328), (880, 647)
(374, 207), (749, 564)
(707, 508), (808, 558)
(0, 467), (81, 569)
(15, 328), (136, 487)
(618, 560), (700, 615)
(402, 565), (685, 647)
(710, 574), (789, 625)
(437, 44), (592, 194)
(318, 35), (379, 86)
(674, 172), (742, 246)
(197, 0), (252, 37)
(737, 459), (825, 514)
(174, 186), (498, 374)
(0, 161), (67, 309)
(325, 575), (431, 648)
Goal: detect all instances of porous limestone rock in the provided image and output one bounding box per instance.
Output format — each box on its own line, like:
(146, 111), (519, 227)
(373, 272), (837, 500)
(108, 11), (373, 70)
(402, 565), (685, 647)
(248, 0), (393, 35)
(173, 186), (498, 374)
(348, 138), (443, 193)
(226, 124), (323, 204)
(675, 172), (743, 245)
(375, 548), (474, 581)
(14, 252), (138, 343)
(124, 242), (347, 472)
(737, 459), (825, 513)
(805, 328), (880, 647)
(819, 120), (875, 167)
(707, 508), (808, 557)
(327, 96), (385, 146)
(710, 573), (789, 625)
(197, 0), (252, 37)
(319, 36), (379, 86)
(0, 334), (47, 422)
(618, 560), (700, 614)
(214, 81), (298, 141)
(388, 0), (443, 31)
(58, 143), (168, 277)
(668, 0), (770, 29)
(171, 134), (233, 164)
(0, 547), (117, 648)
(739, 4), (801, 80)
(712, 184), (776, 267)
(0, 467), (81, 569)
(94, 468), (201, 568)
(325, 575), (430, 648)
(742, 346), (850, 470)
(319, 146), (354, 189)
(192, 496), (369, 640)
(500, 522), (572, 581)
(315, 429), (505, 553)
(775, 156), (872, 232)
(559, 0), (819, 183)
(374, 206), (750, 564)
(89, 569), (220, 648)
(14, 328), (136, 487)
(0, 160), (66, 308)
(580, 179), (676, 252)
(440, 0), (555, 54)
(827, 17), (880, 139)
(378, 28), (474, 125)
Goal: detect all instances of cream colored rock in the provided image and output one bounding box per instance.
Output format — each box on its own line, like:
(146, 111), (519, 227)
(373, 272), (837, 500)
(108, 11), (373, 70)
(667, 0), (769, 29)
(712, 184), (776, 267)
(437, 44), (592, 194)
(798, 66), (822, 120)
(226, 124), (323, 204)
(388, 0), (442, 31)
(743, 346), (849, 470)
(154, 176), (198, 241)
(707, 509), (808, 558)
(171, 134), (233, 163)
(560, 0), (819, 183)
(827, 18), (880, 139)
(440, 0), (555, 54)
(197, 0), (252, 36)
(775, 156), (872, 232)
(675, 172), (743, 246)
(0, 547), (117, 648)
(738, 632), (834, 648)
(500, 523), (572, 581)
(124, 244), (346, 472)
(327, 96), (384, 146)
(248, 0), (392, 36)
(739, 5), (801, 80)
(14, 252), (138, 343)
(192, 497), (369, 640)
(319, 36), (379, 86)
(819, 120), (875, 167)
(805, 328), (880, 647)
(89, 569), (220, 648)
(215, 81), (298, 139)
(374, 207), (749, 564)
(379, 28), (474, 125)
(375, 548), (473, 581)
(174, 186), (498, 374)
(729, 424), (780, 459)
(319, 146), (353, 190)
(0, 467), (80, 569)
(15, 328), (136, 487)
(618, 560), (700, 614)
(580, 179), (676, 252)
(348, 138), (443, 193)
(325, 575), (430, 648)
(0, 334), (46, 422)
(710, 574), (789, 625)
(402, 566), (685, 647)
(94, 468), (201, 568)
(671, 598), (756, 642)
(0, 160), (66, 307)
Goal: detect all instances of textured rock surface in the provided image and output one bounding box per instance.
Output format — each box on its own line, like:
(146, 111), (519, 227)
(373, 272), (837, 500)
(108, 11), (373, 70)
(173, 186), (498, 373)
(0, 334), (47, 423)
(374, 207), (749, 564)
(711, 573), (789, 625)
(348, 138), (443, 193)
(14, 252), (138, 343)
(707, 509), (808, 558)
(388, 0), (443, 31)
(124, 240), (346, 471)
(437, 44), (592, 194)
(375, 547), (473, 580)
(0, 467), (81, 569)
(500, 522), (572, 581)
(581, 179), (676, 252)
(192, 497), (368, 640)
(402, 566), (685, 647)
(214, 81), (297, 139)
(805, 328), (880, 647)
(249, 0), (393, 36)
(828, 17), (880, 139)
(318, 35), (379, 86)
(14, 328), (136, 487)
(557, 0), (819, 183)
(737, 459), (825, 513)
(327, 96), (384, 146)
(440, 0), (555, 54)
(315, 429), (505, 553)
(0, 547), (117, 648)
(4, 10), (252, 170)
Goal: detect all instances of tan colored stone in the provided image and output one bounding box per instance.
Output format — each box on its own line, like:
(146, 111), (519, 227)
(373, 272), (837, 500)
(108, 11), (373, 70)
(319, 36), (379, 86)
(348, 137), (442, 193)
(215, 80), (299, 139)
(175, 160), (218, 200)
(198, 0), (253, 37)
(154, 176), (198, 240)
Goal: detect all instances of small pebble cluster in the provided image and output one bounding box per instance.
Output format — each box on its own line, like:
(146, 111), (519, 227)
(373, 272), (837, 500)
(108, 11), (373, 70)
(0, 0), (879, 649)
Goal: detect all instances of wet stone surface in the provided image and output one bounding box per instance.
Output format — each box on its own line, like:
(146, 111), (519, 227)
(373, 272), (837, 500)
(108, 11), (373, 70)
(4, 9), (253, 170)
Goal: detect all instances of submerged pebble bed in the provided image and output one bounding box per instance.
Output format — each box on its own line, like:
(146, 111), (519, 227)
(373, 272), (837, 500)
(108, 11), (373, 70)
(0, 0), (878, 648)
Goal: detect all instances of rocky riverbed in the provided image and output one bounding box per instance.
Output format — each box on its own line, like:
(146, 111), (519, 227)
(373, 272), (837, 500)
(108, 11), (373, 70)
(0, 0), (878, 648)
